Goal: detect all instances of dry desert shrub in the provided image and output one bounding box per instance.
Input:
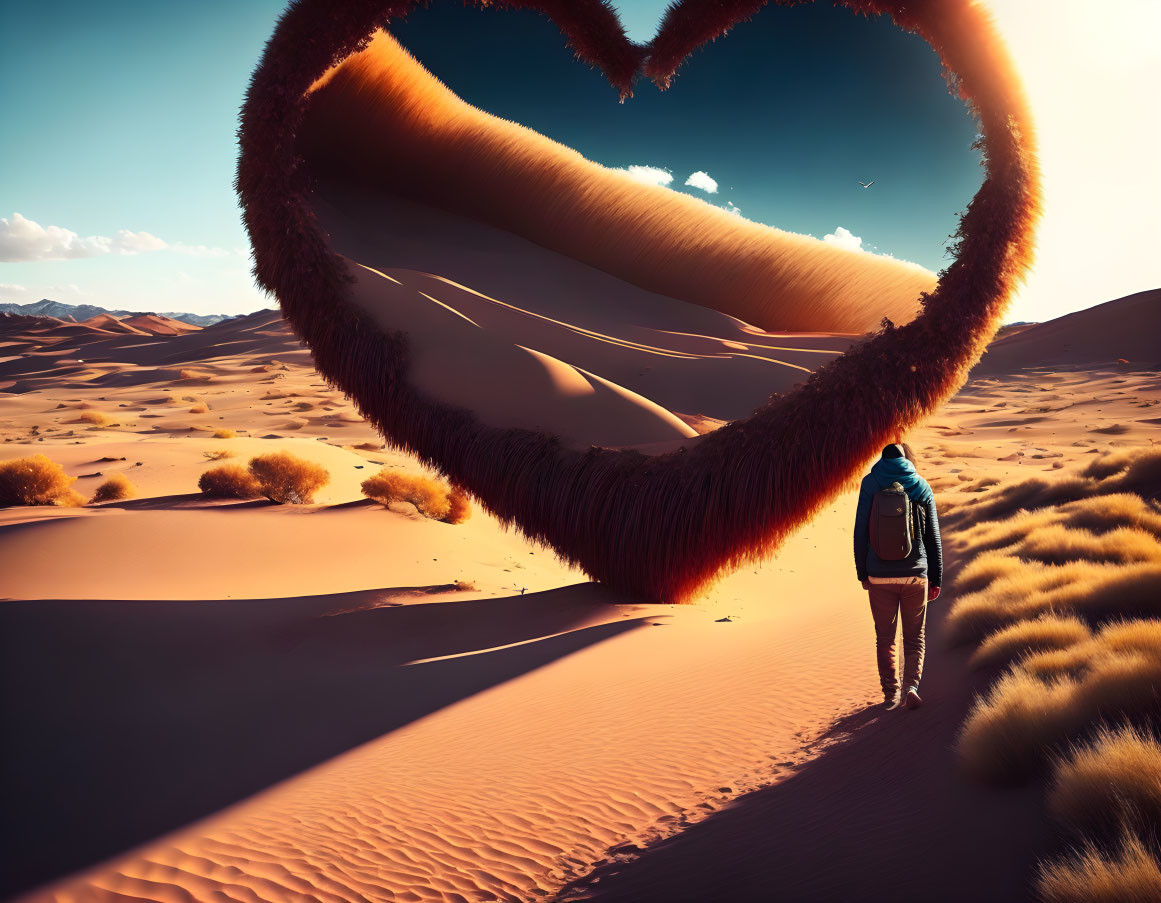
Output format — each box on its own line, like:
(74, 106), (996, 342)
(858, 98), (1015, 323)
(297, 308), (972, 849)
(957, 670), (1081, 783)
(947, 561), (1161, 645)
(0, 454), (85, 506)
(203, 449), (234, 461)
(959, 638), (1161, 782)
(1035, 833), (1161, 903)
(1083, 448), (1161, 494)
(972, 615), (1091, 671)
(1063, 494), (1161, 537)
(444, 486), (472, 525)
(950, 495), (1161, 562)
(955, 550), (1026, 595)
(189, 403), (209, 414)
(248, 451), (329, 504)
(1048, 724), (1161, 838)
(948, 508), (1058, 555)
(950, 451), (1161, 528)
(198, 464), (263, 499)
(78, 411), (114, 427)
(950, 476), (1092, 523)
(90, 473), (136, 504)
(361, 470), (471, 524)
(362, 470), (449, 519)
(212, 428), (237, 439)
(1017, 524), (1161, 566)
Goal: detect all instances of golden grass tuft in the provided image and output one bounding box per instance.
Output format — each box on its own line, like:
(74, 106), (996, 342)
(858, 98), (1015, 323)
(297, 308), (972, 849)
(444, 486), (472, 525)
(959, 631), (1161, 782)
(1035, 833), (1161, 903)
(78, 411), (113, 427)
(955, 550), (1026, 595)
(957, 670), (1080, 783)
(1048, 725), (1161, 838)
(212, 428), (237, 439)
(90, 473), (136, 504)
(947, 561), (1161, 646)
(248, 451), (329, 504)
(189, 403), (209, 414)
(0, 454), (85, 506)
(1017, 524), (1161, 566)
(203, 449), (234, 461)
(972, 615), (1091, 671)
(198, 464), (263, 499)
(362, 469), (450, 520)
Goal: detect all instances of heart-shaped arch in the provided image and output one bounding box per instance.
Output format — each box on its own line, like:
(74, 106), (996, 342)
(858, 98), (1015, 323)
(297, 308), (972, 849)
(237, 0), (1039, 602)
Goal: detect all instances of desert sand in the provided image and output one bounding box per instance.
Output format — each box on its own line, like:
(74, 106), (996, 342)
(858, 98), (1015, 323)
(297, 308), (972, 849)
(3, 287), (1158, 901)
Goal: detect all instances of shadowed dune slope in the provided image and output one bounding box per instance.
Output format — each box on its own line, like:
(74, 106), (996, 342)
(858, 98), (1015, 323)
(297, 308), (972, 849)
(299, 29), (936, 336)
(979, 288), (1161, 372)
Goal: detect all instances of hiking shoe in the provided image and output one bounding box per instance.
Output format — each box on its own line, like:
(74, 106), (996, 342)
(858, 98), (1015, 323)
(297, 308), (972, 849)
(883, 692), (901, 711)
(904, 687), (922, 710)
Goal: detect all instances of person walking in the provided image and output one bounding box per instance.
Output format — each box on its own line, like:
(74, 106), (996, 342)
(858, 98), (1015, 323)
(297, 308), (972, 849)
(853, 443), (942, 710)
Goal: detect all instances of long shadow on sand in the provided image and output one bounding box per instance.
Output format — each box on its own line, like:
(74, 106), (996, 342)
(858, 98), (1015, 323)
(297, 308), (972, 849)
(557, 584), (1055, 903)
(0, 583), (643, 898)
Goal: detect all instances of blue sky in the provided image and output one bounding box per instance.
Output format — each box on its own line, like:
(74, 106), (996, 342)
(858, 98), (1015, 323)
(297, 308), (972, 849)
(2, 1), (1155, 319)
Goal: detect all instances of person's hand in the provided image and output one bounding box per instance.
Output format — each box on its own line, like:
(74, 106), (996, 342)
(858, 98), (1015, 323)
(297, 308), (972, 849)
(929, 585), (941, 602)
(860, 579), (871, 591)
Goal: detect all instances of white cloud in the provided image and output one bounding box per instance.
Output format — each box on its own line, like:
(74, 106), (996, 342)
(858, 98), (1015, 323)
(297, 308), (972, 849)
(0, 213), (229, 262)
(822, 226), (865, 253)
(684, 171), (719, 194)
(612, 165), (674, 187)
(721, 201), (744, 218)
(817, 226), (930, 273)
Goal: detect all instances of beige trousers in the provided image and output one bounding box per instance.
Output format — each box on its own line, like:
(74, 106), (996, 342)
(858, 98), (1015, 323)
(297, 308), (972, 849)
(867, 578), (928, 695)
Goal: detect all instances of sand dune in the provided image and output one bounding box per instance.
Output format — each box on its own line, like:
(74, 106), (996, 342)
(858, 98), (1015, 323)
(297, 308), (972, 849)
(979, 288), (1161, 372)
(79, 313), (149, 335)
(121, 313), (203, 336)
(312, 186), (858, 446)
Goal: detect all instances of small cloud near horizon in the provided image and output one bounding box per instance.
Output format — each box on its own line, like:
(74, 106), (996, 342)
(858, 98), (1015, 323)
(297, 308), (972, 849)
(821, 225), (930, 272)
(0, 212), (232, 263)
(611, 165), (674, 188)
(684, 171), (719, 194)
(822, 226), (864, 253)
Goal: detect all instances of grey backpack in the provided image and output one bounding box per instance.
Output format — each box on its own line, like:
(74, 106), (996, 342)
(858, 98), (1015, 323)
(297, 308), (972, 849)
(870, 481), (917, 561)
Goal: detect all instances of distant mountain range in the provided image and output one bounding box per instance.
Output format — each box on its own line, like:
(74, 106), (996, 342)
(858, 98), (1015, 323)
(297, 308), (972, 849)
(0, 299), (237, 328)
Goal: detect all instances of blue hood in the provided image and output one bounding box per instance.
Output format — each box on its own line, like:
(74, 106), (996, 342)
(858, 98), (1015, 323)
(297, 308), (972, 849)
(870, 455), (933, 504)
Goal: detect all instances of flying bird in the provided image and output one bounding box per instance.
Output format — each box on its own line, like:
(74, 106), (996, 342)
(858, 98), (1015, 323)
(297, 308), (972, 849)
(858, 180), (876, 189)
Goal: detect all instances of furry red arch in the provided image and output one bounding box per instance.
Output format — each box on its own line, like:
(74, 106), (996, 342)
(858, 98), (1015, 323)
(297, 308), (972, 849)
(237, 0), (1040, 603)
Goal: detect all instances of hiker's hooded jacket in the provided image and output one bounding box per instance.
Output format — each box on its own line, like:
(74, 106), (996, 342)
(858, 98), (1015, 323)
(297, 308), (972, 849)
(853, 447), (943, 585)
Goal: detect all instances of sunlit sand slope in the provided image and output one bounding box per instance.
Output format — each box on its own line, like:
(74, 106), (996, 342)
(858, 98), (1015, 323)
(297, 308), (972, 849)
(311, 185), (859, 448)
(300, 30), (936, 338)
